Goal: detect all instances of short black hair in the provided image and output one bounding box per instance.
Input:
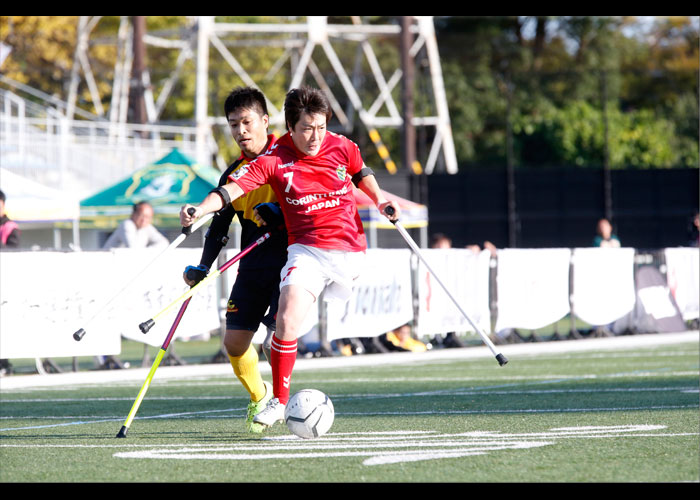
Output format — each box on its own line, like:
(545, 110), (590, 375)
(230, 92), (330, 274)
(132, 201), (152, 214)
(0, 189), (5, 203)
(224, 87), (268, 119)
(430, 233), (452, 247)
(284, 86), (332, 131)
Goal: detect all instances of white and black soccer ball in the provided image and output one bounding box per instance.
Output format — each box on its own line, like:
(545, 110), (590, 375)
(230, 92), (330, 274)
(284, 389), (334, 439)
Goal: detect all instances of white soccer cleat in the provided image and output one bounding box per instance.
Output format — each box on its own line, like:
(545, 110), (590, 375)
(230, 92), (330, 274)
(252, 397), (286, 427)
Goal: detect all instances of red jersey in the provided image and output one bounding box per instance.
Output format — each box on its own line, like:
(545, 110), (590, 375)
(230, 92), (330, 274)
(229, 131), (367, 252)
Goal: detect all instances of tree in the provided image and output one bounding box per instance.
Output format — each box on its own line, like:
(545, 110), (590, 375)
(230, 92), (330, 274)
(435, 15), (698, 168)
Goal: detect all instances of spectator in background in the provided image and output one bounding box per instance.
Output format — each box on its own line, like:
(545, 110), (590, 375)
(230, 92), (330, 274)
(466, 240), (498, 257)
(99, 201), (167, 369)
(483, 240), (498, 257)
(385, 322), (427, 352)
(593, 218), (621, 248)
(0, 189), (20, 249)
(103, 201), (168, 250)
(430, 232), (452, 249)
(1, 189), (20, 374)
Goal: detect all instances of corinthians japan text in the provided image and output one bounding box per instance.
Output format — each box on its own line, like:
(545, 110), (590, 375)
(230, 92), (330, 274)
(286, 185), (349, 213)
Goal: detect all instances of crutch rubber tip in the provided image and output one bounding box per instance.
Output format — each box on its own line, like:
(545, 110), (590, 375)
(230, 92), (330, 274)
(116, 426), (128, 438)
(73, 328), (86, 341)
(139, 319), (155, 334)
(496, 353), (509, 366)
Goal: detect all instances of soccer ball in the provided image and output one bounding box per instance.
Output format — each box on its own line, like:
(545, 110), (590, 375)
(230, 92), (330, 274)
(284, 389), (334, 439)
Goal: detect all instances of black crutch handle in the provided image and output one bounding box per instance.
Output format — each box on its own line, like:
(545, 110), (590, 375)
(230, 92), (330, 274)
(181, 207), (197, 236)
(384, 205), (397, 223)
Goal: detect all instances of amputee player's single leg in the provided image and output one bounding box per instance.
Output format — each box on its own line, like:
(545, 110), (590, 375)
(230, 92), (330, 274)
(253, 283), (317, 427)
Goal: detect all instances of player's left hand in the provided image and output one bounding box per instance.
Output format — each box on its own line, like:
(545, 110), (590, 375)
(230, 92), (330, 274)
(254, 202), (285, 229)
(378, 201), (400, 222)
(183, 264), (209, 287)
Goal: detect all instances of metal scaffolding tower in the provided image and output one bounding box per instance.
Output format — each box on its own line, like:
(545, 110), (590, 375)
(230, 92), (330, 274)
(193, 16), (457, 174)
(29, 16), (458, 175)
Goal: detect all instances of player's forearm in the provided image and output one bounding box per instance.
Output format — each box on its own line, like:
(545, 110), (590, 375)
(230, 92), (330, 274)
(357, 175), (387, 207)
(357, 172), (400, 221)
(202, 183), (245, 214)
(198, 192), (226, 215)
(181, 183), (244, 227)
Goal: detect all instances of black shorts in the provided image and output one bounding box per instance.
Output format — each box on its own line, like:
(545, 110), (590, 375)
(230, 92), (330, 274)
(225, 267), (281, 332)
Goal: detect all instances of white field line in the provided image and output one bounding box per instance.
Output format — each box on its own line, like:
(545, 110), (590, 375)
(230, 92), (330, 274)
(1, 333), (696, 433)
(2, 402), (698, 433)
(2, 426), (698, 469)
(2, 426), (696, 451)
(7, 369), (699, 394)
(1, 331), (697, 391)
(2, 378), (698, 432)
(2, 384), (697, 405)
(106, 425), (700, 465)
(3, 370), (698, 395)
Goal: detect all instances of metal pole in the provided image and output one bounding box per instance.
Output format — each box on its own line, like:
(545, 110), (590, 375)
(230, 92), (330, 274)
(401, 16), (417, 175)
(130, 16), (147, 129)
(601, 70), (613, 222)
(195, 16), (213, 167)
(505, 73), (517, 248)
(388, 209), (508, 366)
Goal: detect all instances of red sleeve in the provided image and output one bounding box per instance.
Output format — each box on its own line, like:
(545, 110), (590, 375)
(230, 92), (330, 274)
(227, 156), (273, 194)
(345, 136), (364, 176)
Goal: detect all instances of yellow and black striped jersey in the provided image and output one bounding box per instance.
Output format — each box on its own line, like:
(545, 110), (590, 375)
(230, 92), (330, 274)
(199, 136), (287, 271)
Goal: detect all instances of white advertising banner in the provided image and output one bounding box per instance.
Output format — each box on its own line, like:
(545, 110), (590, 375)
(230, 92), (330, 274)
(571, 247), (636, 326)
(0, 251), (123, 358)
(324, 249), (413, 341)
(3, 246), (693, 360)
(414, 249), (492, 336)
(494, 248), (571, 331)
(106, 248), (222, 347)
(664, 247), (700, 321)
(0, 249), (222, 359)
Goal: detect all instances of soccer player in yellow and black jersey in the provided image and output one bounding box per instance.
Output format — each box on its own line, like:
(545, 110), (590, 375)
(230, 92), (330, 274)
(183, 87), (287, 433)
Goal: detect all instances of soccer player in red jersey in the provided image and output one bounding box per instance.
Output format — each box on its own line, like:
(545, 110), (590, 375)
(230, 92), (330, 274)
(183, 87), (286, 433)
(181, 86), (400, 428)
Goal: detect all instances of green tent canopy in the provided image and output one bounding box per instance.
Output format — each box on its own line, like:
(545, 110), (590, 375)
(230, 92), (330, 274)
(80, 148), (220, 229)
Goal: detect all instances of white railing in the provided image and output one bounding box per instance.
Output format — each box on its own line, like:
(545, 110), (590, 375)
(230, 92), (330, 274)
(1, 89), (208, 195)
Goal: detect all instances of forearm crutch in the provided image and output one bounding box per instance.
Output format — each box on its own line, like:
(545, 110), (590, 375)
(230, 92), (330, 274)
(73, 210), (214, 341)
(385, 206), (508, 366)
(138, 230), (273, 334)
(116, 295), (193, 438)
(116, 229), (274, 438)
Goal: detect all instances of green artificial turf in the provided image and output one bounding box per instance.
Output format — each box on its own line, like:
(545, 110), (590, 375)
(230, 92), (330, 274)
(1, 340), (698, 483)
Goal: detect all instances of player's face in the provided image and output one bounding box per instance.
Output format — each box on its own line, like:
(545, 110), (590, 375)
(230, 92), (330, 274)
(290, 112), (327, 157)
(228, 107), (269, 158)
(132, 205), (154, 229)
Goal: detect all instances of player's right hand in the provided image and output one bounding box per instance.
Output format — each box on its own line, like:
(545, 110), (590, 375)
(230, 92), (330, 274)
(183, 264), (209, 286)
(180, 205), (200, 227)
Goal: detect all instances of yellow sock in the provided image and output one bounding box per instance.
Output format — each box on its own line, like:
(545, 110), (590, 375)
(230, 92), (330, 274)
(228, 344), (266, 402)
